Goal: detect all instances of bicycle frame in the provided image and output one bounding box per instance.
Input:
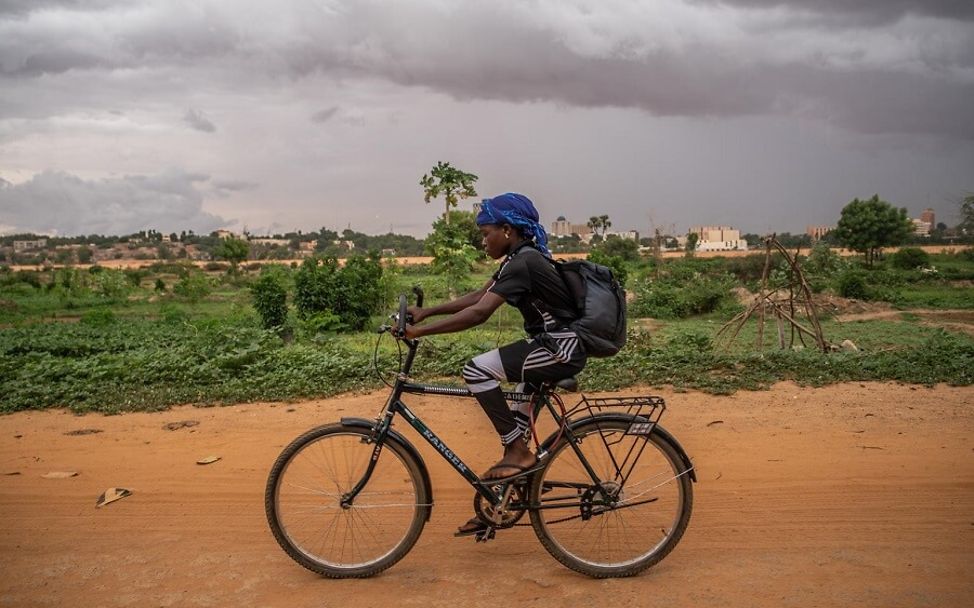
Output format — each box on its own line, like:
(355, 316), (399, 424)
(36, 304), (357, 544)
(342, 337), (616, 512)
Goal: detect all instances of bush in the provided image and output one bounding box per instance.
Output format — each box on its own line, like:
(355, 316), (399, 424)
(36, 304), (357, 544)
(91, 269), (131, 301)
(890, 247), (931, 270)
(294, 254), (385, 331)
(80, 308), (117, 326)
(173, 272), (212, 302)
(630, 275), (733, 318)
(251, 270), (288, 329)
(836, 269), (869, 300)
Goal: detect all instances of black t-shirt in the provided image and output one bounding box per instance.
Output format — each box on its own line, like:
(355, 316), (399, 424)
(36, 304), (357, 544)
(488, 242), (577, 336)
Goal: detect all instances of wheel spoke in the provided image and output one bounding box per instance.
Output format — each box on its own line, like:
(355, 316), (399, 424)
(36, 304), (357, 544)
(266, 427), (429, 577)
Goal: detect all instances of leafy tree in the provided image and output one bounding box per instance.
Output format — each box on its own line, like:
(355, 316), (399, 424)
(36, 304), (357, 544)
(425, 212), (480, 291)
(420, 161), (479, 225)
(834, 195), (912, 266)
(214, 237), (250, 271)
(76, 246), (93, 264)
(685, 232), (699, 253)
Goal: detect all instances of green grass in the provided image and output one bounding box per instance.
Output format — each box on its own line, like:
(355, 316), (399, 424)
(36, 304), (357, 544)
(1, 257), (972, 413)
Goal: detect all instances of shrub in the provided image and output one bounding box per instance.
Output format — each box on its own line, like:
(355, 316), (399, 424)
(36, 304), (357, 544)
(80, 308), (116, 326)
(836, 269), (869, 300)
(91, 269), (131, 300)
(630, 275), (733, 318)
(294, 254), (385, 331)
(890, 247), (931, 270)
(251, 270), (288, 329)
(173, 272), (212, 302)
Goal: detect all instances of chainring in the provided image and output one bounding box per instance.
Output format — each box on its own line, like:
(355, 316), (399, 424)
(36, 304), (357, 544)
(473, 483), (528, 528)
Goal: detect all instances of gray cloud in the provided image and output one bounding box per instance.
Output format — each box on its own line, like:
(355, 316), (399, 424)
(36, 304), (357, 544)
(0, 170), (228, 235)
(311, 106), (339, 124)
(183, 109), (216, 133)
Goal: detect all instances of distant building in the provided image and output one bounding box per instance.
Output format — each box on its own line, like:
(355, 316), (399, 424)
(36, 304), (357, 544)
(911, 218), (931, 237)
(213, 230), (237, 240)
(920, 208), (935, 226)
(550, 216), (593, 239)
(688, 225), (748, 251)
(605, 230), (639, 241)
(249, 238), (291, 247)
(806, 225), (833, 240)
(13, 239), (47, 251)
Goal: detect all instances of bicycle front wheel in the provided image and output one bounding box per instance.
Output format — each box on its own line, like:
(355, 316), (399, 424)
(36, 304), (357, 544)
(265, 423), (430, 578)
(529, 418), (693, 578)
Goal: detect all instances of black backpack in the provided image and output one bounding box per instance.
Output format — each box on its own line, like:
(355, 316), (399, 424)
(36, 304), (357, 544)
(553, 259), (627, 357)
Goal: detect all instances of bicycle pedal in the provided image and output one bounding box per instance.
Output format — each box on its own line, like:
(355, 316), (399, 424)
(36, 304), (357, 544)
(474, 527), (496, 543)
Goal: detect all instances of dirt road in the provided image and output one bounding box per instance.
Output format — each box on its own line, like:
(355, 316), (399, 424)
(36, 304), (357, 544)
(1, 382), (972, 607)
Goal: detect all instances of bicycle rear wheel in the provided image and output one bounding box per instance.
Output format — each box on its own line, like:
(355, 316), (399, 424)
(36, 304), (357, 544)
(265, 423), (430, 578)
(529, 417), (693, 578)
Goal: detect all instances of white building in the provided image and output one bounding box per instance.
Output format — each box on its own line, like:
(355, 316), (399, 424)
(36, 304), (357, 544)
(911, 218), (931, 237)
(688, 225), (748, 251)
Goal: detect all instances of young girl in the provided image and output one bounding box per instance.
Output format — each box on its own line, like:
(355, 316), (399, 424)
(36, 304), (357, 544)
(404, 192), (586, 536)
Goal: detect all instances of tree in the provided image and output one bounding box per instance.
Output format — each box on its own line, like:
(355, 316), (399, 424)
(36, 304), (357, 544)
(685, 232), (699, 253)
(959, 194), (974, 234)
(420, 161), (478, 225)
(587, 215), (612, 238)
(834, 195), (912, 266)
(215, 237), (250, 271)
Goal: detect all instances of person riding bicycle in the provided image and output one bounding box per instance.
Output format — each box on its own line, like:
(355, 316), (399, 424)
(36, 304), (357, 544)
(404, 192), (586, 536)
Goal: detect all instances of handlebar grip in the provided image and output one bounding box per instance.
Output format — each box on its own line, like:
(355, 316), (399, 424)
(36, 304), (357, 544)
(395, 294), (408, 337)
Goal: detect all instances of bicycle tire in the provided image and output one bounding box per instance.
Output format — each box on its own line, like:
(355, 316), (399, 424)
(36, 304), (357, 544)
(265, 423), (430, 578)
(529, 417), (693, 578)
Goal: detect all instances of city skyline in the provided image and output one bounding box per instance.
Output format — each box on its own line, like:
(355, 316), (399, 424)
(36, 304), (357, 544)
(1, 1), (972, 238)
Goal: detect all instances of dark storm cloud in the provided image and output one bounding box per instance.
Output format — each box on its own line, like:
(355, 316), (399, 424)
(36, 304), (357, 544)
(0, 170), (228, 235)
(693, 1), (974, 24)
(183, 109), (216, 133)
(1, 0), (972, 140)
(0, 0), (128, 17)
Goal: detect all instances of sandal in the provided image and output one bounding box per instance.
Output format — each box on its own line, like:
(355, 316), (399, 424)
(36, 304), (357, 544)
(480, 459), (539, 483)
(454, 517), (490, 538)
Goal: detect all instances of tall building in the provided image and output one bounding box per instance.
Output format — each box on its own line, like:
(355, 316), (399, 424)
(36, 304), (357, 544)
(550, 216), (593, 238)
(920, 208), (935, 226)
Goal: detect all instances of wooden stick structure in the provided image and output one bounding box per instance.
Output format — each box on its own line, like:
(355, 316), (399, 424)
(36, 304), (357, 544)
(716, 235), (830, 353)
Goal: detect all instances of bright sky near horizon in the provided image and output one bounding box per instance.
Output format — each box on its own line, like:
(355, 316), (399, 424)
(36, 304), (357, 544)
(1, 0), (972, 238)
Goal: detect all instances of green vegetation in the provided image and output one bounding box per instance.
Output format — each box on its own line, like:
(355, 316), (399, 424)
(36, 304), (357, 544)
(1, 248), (972, 413)
(835, 195), (913, 266)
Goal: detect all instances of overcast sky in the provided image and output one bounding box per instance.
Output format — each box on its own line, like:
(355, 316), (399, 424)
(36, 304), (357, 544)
(1, 0), (972, 238)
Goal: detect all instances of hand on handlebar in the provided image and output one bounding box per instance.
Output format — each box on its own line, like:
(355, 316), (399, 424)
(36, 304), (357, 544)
(403, 323), (421, 340)
(406, 305), (427, 324)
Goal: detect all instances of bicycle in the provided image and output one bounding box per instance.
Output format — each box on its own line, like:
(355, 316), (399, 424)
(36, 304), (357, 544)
(265, 288), (696, 578)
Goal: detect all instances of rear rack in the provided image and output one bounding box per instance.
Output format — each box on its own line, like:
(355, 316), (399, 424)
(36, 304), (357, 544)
(567, 395), (666, 427)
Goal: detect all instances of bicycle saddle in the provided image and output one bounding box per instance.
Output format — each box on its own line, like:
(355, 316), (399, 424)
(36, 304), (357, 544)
(555, 377), (578, 392)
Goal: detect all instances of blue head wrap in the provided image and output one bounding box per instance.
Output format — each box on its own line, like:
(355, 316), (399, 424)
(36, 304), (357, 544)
(476, 193), (551, 258)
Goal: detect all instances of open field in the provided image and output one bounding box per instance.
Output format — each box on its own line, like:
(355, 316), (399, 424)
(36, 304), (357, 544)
(1, 382), (971, 607)
(6, 245), (970, 272)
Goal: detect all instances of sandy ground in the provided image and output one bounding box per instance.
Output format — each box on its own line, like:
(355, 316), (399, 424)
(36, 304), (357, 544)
(1, 382), (972, 608)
